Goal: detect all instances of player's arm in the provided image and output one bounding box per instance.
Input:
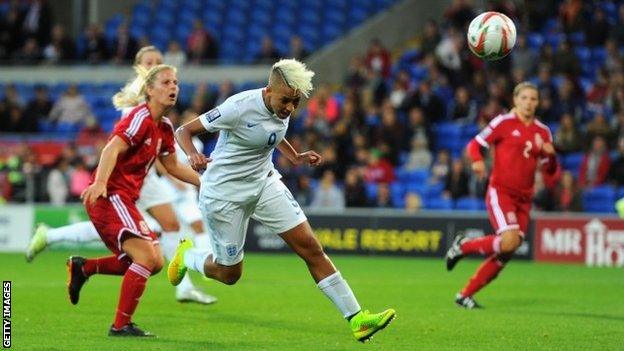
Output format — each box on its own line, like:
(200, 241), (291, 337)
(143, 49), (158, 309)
(466, 138), (486, 178)
(159, 152), (201, 187)
(539, 142), (558, 174)
(175, 117), (210, 171)
(81, 136), (129, 205)
(153, 159), (187, 190)
(277, 138), (322, 166)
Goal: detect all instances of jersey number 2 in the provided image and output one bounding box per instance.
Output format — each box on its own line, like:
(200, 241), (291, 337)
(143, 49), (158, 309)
(523, 141), (532, 158)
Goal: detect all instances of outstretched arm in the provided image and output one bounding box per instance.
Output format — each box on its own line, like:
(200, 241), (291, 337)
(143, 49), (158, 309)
(175, 117), (210, 171)
(277, 138), (322, 166)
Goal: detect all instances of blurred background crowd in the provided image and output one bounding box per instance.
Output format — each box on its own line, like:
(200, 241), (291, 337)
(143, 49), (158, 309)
(1, 0), (623, 214)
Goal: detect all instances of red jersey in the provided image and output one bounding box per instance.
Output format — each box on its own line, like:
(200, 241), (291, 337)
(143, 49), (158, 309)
(474, 112), (553, 198)
(94, 103), (175, 201)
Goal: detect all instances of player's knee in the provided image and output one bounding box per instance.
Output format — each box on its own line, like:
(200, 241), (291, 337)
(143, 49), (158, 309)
(500, 231), (522, 254)
(151, 255), (164, 274)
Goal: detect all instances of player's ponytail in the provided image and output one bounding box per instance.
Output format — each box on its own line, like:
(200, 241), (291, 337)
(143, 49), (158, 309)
(112, 65), (150, 109)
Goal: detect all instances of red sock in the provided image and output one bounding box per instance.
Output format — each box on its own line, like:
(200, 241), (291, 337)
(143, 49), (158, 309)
(83, 256), (130, 277)
(113, 262), (152, 329)
(460, 235), (501, 256)
(460, 255), (505, 297)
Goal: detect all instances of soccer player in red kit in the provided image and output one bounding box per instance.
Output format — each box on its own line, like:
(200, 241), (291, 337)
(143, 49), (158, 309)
(446, 82), (558, 308)
(67, 65), (203, 336)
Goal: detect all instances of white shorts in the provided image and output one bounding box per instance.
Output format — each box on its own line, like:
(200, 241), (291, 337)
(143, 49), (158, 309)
(136, 171), (175, 211)
(199, 179), (307, 266)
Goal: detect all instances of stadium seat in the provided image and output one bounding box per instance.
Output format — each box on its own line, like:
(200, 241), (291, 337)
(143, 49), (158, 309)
(365, 182), (378, 201)
(562, 152), (584, 172)
(425, 197), (453, 210)
(455, 197), (482, 211)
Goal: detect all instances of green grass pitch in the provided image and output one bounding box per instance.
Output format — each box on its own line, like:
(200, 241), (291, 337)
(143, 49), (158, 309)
(3, 250), (623, 350)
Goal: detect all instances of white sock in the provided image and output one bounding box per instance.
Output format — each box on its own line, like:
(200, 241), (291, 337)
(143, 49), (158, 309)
(193, 232), (212, 250)
(317, 272), (361, 319)
(46, 221), (100, 244)
(184, 248), (211, 275)
(160, 231), (181, 261)
(176, 274), (194, 292)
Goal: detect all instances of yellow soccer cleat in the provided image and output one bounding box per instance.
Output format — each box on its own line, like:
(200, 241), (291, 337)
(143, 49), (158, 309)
(350, 309), (396, 342)
(167, 239), (193, 286)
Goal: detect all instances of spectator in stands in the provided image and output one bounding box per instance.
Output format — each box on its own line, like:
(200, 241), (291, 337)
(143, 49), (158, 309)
(344, 167), (367, 207)
(436, 28), (462, 76)
(69, 158), (91, 201)
(511, 34), (537, 76)
(421, 19), (441, 55)
(533, 171), (555, 211)
(448, 86), (477, 122)
(310, 170), (345, 210)
(111, 22), (138, 64)
(557, 78), (583, 120)
(559, 0), (585, 33)
(46, 156), (70, 205)
(444, 0), (475, 31)
(404, 106), (432, 151)
(579, 135), (611, 187)
(610, 4), (624, 45)
(13, 37), (41, 64)
(587, 69), (609, 105)
(401, 80), (445, 123)
(365, 38), (391, 79)
(553, 40), (580, 76)
(295, 173), (314, 207)
(305, 84), (340, 131)
(187, 19), (218, 63)
(48, 84), (94, 125)
(404, 138), (432, 171)
(3, 105), (27, 133)
(613, 111), (624, 141)
(1, 84), (25, 110)
(313, 145), (343, 180)
(554, 113), (583, 154)
(586, 8), (611, 47)
(255, 35), (281, 64)
(0, 6), (24, 60)
(554, 171), (583, 212)
(430, 149), (451, 184)
(388, 70), (412, 109)
(22, 0), (51, 47)
(83, 24), (108, 64)
(371, 101), (404, 164)
(604, 39), (622, 73)
(22, 85), (52, 132)
(364, 149), (395, 184)
(443, 158), (469, 200)
(404, 192), (422, 213)
(372, 182), (393, 208)
(585, 113), (615, 148)
(77, 116), (106, 143)
(211, 80), (235, 107)
(536, 90), (558, 122)
(344, 55), (368, 91)
(163, 40), (187, 67)
(608, 137), (624, 186)
(288, 35), (309, 61)
(477, 97), (504, 125)
(43, 24), (76, 64)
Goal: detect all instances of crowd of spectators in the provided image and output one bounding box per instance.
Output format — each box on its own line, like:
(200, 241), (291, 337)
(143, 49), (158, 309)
(1, 0), (624, 213)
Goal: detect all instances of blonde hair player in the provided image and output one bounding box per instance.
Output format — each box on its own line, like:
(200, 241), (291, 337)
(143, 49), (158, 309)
(26, 46), (216, 305)
(171, 59), (396, 342)
(70, 64), (201, 336)
(446, 82), (558, 308)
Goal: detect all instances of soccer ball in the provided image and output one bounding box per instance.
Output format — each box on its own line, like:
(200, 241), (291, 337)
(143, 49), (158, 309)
(467, 12), (516, 61)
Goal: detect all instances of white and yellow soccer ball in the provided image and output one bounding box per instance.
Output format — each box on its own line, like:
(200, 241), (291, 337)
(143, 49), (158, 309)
(467, 12), (517, 61)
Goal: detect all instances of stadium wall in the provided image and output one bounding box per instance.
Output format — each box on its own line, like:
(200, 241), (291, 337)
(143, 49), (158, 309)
(3, 205), (623, 267)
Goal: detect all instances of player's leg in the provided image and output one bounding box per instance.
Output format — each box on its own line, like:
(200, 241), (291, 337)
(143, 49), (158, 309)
(256, 180), (395, 342)
(446, 187), (512, 270)
(26, 221), (101, 262)
(169, 197), (248, 286)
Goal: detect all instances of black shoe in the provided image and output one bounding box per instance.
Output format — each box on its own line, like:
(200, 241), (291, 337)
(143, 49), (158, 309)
(455, 294), (483, 309)
(446, 234), (466, 271)
(66, 256), (88, 305)
(108, 323), (156, 337)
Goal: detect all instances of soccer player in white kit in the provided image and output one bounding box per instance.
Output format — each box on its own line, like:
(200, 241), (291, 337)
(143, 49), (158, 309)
(25, 46), (215, 304)
(169, 59), (395, 342)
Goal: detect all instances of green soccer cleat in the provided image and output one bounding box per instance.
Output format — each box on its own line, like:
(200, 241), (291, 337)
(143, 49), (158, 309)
(26, 223), (49, 262)
(167, 239), (193, 286)
(350, 308), (396, 342)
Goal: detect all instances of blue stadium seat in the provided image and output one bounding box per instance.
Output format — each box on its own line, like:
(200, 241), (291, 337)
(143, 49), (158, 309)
(591, 47), (607, 65)
(365, 182), (378, 201)
(455, 197), (482, 211)
(425, 182), (444, 198)
(574, 46), (591, 62)
(527, 32), (544, 50)
(425, 197), (453, 210)
(562, 152), (584, 172)
(582, 185), (617, 213)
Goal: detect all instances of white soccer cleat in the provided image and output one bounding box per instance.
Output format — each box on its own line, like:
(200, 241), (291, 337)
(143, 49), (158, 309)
(176, 288), (218, 305)
(26, 223), (49, 262)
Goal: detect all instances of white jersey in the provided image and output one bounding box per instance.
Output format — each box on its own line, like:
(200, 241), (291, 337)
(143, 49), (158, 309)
(198, 88), (287, 202)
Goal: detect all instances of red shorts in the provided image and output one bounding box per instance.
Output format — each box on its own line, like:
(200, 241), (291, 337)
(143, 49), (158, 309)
(485, 186), (531, 236)
(85, 192), (158, 259)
